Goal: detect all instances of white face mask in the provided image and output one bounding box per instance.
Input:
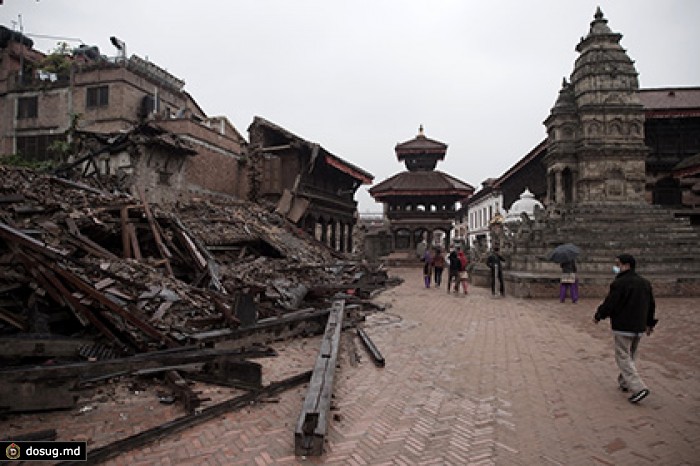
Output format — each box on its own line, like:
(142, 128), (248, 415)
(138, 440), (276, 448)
(612, 265), (621, 274)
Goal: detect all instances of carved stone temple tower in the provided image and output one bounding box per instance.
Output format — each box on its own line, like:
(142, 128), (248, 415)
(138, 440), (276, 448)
(543, 7), (648, 206)
(504, 8), (700, 297)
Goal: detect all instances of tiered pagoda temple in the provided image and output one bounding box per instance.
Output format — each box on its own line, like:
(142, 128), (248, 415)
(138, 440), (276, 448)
(504, 8), (700, 297)
(369, 126), (474, 255)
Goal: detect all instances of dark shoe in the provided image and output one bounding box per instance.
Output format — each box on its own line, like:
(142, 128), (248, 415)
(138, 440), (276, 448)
(628, 388), (649, 403)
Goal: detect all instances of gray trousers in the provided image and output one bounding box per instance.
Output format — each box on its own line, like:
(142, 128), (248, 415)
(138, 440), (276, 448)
(614, 334), (647, 393)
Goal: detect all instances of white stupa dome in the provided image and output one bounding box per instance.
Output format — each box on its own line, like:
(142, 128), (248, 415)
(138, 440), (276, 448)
(505, 188), (543, 223)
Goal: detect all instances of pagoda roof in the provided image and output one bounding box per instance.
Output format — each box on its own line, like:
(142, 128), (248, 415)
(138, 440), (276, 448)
(369, 170), (474, 199)
(395, 126), (448, 160)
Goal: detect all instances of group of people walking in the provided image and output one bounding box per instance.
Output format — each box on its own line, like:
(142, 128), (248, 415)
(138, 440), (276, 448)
(422, 245), (507, 296)
(422, 246), (468, 294)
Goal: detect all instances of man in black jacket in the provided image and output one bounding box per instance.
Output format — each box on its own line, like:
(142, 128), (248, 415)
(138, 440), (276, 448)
(487, 248), (505, 297)
(594, 254), (658, 404)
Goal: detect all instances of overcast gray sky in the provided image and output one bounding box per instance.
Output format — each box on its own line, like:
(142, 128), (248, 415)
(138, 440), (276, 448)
(3, 1), (699, 212)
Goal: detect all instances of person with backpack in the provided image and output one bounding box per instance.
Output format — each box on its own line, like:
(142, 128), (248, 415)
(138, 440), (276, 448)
(457, 248), (469, 295)
(447, 247), (461, 293)
(432, 247), (446, 288)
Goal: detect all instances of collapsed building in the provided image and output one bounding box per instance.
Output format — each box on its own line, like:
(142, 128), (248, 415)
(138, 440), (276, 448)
(0, 164), (398, 459)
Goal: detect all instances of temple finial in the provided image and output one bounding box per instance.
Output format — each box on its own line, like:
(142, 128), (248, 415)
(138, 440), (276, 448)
(595, 6), (604, 20)
(418, 124), (425, 137)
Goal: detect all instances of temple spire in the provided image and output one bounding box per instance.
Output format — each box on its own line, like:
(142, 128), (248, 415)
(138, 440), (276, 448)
(595, 6), (603, 20)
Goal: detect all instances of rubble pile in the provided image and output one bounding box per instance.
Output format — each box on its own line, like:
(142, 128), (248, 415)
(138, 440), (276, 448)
(0, 165), (393, 359)
(0, 164), (404, 462)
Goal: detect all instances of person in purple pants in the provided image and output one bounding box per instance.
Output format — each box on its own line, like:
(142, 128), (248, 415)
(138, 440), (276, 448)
(559, 260), (579, 303)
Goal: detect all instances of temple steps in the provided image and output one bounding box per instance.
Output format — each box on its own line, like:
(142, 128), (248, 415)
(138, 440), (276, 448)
(508, 203), (700, 296)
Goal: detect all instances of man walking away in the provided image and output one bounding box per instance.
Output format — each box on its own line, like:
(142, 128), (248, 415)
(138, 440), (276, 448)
(447, 248), (461, 294)
(594, 254), (657, 404)
(432, 248), (446, 288)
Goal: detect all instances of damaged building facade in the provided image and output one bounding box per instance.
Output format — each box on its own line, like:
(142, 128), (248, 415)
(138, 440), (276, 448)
(0, 28), (373, 252)
(247, 117), (373, 253)
(0, 27), (247, 203)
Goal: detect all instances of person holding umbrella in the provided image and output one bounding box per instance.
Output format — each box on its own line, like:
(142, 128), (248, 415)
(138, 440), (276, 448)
(559, 260), (579, 303)
(548, 243), (580, 303)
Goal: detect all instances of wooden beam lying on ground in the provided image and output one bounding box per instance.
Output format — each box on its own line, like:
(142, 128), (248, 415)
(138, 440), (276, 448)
(1, 346), (275, 383)
(295, 300), (345, 456)
(56, 370), (312, 466)
(0, 335), (94, 360)
(357, 328), (385, 367)
(189, 307), (331, 347)
(0, 346), (274, 413)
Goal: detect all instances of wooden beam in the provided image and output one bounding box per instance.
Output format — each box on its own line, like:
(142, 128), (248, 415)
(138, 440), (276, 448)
(0, 336), (93, 359)
(295, 300), (345, 456)
(120, 206), (132, 259)
(0, 221), (66, 258)
(0, 306), (28, 331)
(189, 307), (330, 347)
(136, 187), (173, 276)
(46, 262), (177, 348)
(127, 223), (142, 260)
(55, 371), (311, 466)
(357, 328), (385, 367)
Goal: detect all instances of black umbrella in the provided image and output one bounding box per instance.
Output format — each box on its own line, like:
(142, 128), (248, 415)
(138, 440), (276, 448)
(547, 243), (581, 263)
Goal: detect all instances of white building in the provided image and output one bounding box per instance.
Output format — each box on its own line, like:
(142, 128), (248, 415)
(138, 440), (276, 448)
(466, 178), (503, 249)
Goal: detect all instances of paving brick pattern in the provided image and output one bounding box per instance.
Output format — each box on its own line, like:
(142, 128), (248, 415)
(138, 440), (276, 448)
(3, 267), (699, 465)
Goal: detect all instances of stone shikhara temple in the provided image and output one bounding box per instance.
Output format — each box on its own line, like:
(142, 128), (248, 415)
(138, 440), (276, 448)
(501, 8), (700, 297)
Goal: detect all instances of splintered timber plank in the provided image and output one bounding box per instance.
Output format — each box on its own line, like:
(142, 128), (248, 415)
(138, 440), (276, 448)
(0, 306), (28, 331)
(0, 221), (67, 258)
(294, 300), (345, 456)
(169, 215), (224, 292)
(35, 263), (124, 343)
(137, 187), (173, 276)
(46, 262), (177, 348)
(127, 223), (142, 260)
(120, 206), (132, 259)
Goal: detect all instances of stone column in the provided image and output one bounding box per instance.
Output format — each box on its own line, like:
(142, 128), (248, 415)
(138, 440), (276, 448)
(555, 169), (564, 205)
